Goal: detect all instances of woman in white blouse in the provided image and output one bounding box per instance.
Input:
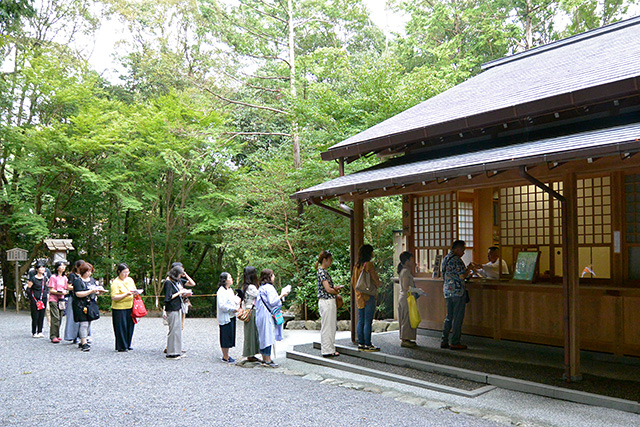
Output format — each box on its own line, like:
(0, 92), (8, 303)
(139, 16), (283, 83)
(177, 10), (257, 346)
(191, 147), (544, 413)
(217, 272), (240, 363)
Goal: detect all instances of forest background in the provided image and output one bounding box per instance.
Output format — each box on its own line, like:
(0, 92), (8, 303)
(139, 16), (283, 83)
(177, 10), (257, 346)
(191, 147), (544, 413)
(1, 0), (638, 318)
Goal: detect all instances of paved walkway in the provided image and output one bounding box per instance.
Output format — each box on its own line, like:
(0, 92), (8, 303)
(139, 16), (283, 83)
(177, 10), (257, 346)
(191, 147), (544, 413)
(0, 312), (496, 427)
(2, 311), (639, 426)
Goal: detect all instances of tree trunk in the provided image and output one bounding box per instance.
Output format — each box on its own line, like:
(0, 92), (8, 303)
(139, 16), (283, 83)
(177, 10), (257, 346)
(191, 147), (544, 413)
(288, 0), (301, 169)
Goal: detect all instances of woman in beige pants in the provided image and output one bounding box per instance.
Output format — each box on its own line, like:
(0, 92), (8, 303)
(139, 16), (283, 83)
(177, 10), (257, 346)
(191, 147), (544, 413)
(316, 250), (343, 358)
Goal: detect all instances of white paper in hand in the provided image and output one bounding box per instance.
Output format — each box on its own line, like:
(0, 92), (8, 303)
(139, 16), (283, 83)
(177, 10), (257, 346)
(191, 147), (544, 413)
(282, 285), (292, 295)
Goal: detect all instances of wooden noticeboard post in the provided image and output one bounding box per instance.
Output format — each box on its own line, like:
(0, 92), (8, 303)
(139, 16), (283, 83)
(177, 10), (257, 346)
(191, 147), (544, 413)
(6, 248), (28, 312)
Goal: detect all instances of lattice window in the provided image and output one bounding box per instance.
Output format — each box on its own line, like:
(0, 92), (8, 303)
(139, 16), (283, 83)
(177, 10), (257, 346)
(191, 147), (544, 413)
(458, 201), (474, 247)
(500, 185), (550, 247)
(412, 193), (457, 273)
(578, 176), (612, 245)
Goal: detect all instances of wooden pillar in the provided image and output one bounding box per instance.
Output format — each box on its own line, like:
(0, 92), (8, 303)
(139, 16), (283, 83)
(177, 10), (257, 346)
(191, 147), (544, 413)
(562, 172), (581, 381)
(351, 198), (365, 343)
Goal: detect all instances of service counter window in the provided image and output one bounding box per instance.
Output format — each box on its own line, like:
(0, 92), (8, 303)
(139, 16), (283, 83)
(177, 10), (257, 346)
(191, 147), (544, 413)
(500, 184), (552, 278)
(499, 175), (613, 281)
(412, 192), (457, 274)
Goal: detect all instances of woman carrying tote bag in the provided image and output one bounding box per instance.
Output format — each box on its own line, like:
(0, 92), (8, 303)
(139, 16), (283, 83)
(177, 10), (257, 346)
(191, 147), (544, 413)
(397, 251), (419, 348)
(352, 245), (381, 352)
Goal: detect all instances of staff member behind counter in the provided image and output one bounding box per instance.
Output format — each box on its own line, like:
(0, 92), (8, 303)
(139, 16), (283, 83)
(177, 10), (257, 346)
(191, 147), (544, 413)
(475, 246), (510, 280)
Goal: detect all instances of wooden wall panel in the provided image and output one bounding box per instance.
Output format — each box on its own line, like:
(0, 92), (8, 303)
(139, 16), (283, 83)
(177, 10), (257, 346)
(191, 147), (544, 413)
(623, 297), (640, 349)
(580, 295), (616, 344)
(415, 280), (445, 329)
(414, 278), (640, 357)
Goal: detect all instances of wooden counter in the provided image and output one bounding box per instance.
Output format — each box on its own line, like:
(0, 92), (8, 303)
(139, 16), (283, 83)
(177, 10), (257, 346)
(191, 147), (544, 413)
(412, 277), (640, 357)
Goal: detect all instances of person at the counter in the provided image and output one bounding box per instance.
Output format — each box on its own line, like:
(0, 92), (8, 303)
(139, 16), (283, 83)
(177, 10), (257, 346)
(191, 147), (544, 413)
(475, 246), (510, 280)
(441, 240), (476, 350)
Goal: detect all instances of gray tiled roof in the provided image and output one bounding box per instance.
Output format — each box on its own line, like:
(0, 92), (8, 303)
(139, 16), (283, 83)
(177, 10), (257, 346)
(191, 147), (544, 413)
(324, 16), (640, 158)
(293, 122), (640, 200)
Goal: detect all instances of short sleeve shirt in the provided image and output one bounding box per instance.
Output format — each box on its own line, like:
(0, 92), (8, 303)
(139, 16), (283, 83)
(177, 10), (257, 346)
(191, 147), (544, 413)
(442, 251), (466, 298)
(317, 268), (335, 300)
(48, 275), (68, 302)
(111, 277), (136, 310)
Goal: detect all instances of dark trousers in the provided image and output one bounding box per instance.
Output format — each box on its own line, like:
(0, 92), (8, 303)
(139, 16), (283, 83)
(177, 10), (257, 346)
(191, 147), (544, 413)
(29, 299), (46, 334)
(441, 296), (466, 345)
(357, 296), (376, 346)
(112, 308), (135, 351)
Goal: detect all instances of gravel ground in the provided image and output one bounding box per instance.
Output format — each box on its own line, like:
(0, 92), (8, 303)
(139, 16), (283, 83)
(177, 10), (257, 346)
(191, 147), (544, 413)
(293, 342), (483, 391)
(0, 312), (500, 427)
(346, 332), (640, 401)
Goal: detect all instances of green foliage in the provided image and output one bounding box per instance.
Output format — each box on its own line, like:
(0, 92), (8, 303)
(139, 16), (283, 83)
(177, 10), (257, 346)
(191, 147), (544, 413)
(1, 0), (637, 317)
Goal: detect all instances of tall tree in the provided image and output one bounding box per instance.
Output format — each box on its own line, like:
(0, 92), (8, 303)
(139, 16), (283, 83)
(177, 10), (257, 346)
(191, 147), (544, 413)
(199, 0), (384, 169)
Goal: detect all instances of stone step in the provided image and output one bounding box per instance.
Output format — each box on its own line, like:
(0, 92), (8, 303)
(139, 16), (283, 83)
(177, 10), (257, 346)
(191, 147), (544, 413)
(305, 342), (640, 414)
(286, 349), (494, 398)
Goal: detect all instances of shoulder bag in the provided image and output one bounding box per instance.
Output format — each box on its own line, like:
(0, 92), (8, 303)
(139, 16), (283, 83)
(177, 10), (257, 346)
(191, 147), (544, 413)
(355, 264), (377, 296)
(85, 298), (100, 321)
(260, 292), (284, 325)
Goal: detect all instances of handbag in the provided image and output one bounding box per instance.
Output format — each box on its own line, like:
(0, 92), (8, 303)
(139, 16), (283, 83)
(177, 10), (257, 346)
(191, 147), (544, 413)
(407, 293), (421, 329)
(131, 294), (147, 323)
(355, 264), (377, 296)
(237, 307), (252, 322)
(260, 293), (284, 326)
(34, 275), (47, 310)
(85, 298), (100, 321)
(335, 294), (344, 310)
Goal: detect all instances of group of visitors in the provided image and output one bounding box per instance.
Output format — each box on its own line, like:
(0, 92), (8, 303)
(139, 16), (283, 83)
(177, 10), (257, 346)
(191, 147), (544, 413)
(315, 244), (383, 358)
(316, 239), (498, 355)
(211, 267), (289, 367)
(26, 259), (106, 351)
(25, 239), (488, 362)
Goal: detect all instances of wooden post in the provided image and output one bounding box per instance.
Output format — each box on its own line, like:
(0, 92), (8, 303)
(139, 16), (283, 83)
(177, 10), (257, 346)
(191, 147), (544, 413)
(518, 166), (580, 381)
(15, 261), (20, 313)
(351, 199), (365, 343)
(562, 172), (581, 381)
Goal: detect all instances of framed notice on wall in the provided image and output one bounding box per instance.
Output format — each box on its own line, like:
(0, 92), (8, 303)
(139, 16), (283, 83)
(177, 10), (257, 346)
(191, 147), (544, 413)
(432, 254), (443, 278)
(512, 251), (540, 282)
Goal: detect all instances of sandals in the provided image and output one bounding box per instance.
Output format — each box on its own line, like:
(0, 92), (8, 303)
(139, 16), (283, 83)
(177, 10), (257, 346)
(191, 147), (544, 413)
(322, 352), (340, 358)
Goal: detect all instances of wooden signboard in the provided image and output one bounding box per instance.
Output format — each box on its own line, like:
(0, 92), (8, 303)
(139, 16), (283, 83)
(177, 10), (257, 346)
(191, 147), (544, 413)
(6, 248), (28, 262)
(512, 251), (539, 282)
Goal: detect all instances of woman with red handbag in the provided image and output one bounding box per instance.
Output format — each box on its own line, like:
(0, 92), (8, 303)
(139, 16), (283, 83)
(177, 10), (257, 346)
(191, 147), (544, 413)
(110, 263), (138, 352)
(26, 261), (49, 338)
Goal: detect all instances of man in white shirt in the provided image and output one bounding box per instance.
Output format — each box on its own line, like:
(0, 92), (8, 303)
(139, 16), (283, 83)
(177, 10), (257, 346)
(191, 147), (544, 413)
(477, 246), (509, 280)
